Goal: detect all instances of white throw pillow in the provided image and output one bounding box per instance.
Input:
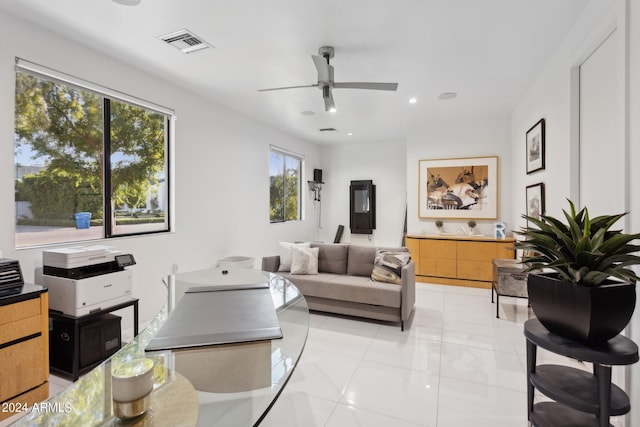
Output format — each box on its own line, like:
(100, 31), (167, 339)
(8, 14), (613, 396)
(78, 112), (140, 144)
(290, 246), (319, 275)
(278, 241), (311, 272)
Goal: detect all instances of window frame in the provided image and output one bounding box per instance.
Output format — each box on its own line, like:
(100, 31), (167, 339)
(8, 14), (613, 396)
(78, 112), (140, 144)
(269, 146), (304, 224)
(14, 58), (175, 247)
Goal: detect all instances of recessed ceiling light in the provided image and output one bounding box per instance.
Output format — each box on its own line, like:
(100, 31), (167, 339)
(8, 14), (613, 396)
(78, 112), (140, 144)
(301, 110), (316, 116)
(347, 132), (353, 136)
(328, 107), (337, 113)
(409, 97), (417, 104)
(112, 0), (141, 5)
(438, 92), (458, 100)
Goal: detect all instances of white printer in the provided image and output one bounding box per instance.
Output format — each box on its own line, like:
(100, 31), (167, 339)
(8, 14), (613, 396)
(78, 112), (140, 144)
(43, 245), (135, 316)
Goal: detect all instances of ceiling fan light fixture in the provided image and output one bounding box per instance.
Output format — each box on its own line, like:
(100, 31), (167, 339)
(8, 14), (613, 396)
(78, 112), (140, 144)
(259, 46), (397, 112)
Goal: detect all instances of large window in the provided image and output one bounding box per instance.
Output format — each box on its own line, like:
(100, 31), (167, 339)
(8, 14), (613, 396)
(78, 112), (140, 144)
(14, 60), (173, 248)
(269, 148), (302, 223)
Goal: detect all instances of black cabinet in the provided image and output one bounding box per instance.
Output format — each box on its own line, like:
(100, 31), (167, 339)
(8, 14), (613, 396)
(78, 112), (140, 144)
(50, 313), (121, 374)
(49, 298), (138, 381)
(350, 180), (376, 234)
(525, 319), (638, 427)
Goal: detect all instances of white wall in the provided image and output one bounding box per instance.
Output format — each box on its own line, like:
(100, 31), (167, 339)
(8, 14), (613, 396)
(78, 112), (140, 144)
(510, 0), (625, 227)
(511, 1), (640, 425)
(627, 1), (640, 425)
(0, 11), (321, 326)
(406, 115), (512, 237)
(319, 140), (407, 247)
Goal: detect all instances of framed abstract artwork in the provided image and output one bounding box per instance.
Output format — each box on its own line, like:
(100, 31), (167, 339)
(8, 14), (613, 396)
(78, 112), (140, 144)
(526, 118), (545, 174)
(418, 156), (498, 219)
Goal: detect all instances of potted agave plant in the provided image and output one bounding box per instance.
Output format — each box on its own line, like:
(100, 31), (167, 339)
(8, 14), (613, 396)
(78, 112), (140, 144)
(516, 199), (640, 344)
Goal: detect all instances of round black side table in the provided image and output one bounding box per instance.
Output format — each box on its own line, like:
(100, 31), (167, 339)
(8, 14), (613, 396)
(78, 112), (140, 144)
(524, 318), (639, 427)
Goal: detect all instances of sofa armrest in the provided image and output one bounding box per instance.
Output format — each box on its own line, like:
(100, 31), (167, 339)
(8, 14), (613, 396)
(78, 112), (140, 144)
(400, 261), (416, 323)
(262, 255), (280, 273)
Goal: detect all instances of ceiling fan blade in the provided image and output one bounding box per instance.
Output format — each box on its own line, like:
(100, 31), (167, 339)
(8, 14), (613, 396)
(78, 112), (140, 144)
(257, 84), (317, 92)
(333, 82), (398, 91)
(323, 89), (336, 112)
(312, 54), (330, 83)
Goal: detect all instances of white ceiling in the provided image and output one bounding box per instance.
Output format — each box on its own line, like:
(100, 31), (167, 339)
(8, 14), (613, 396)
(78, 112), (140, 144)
(0, 0), (592, 145)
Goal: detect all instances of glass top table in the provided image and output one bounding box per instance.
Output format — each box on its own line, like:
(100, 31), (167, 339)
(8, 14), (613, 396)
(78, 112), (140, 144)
(14, 268), (309, 427)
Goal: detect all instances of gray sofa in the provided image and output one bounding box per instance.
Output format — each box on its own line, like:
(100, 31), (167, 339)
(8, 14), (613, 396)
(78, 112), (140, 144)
(262, 243), (415, 330)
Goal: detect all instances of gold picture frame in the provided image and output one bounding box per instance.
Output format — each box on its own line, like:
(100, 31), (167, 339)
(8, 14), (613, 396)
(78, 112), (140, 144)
(418, 156), (498, 219)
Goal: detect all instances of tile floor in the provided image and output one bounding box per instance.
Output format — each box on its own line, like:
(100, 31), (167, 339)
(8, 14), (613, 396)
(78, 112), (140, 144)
(261, 282), (627, 427)
(1, 281), (628, 426)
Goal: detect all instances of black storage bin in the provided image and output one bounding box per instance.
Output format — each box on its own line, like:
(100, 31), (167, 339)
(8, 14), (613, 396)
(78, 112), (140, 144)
(79, 313), (121, 367)
(50, 313), (121, 373)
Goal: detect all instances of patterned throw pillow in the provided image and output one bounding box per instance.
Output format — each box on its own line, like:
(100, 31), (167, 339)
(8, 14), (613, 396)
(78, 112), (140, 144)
(371, 250), (411, 284)
(290, 246), (319, 275)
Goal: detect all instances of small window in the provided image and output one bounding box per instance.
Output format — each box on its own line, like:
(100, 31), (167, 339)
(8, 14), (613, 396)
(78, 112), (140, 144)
(269, 148), (302, 223)
(14, 61), (172, 248)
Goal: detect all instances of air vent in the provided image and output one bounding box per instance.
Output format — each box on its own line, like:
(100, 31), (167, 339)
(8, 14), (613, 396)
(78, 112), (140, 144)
(319, 128), (337, 132)
(159, 29), (213, 54)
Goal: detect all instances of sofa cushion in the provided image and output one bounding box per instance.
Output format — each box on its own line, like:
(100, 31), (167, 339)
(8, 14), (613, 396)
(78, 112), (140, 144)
(277, 241), (310, 272)
(311, 243), (349, 274)
(371, 250), (411, 284)
(347, 245), (377, 277)
(290, 246), (319, 275)
(280, 272), (401, 308)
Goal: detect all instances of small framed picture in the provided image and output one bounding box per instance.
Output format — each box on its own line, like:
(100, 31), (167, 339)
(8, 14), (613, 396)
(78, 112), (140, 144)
(526, 182), (545, 222)
(526, 118), (545, 174)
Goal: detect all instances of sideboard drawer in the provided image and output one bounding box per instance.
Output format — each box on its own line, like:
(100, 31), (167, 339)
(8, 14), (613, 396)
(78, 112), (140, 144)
(420, 258), (457, 278)
(458, 260), (493, 281)
(0, 335), (47, 402)
(0, 298), (42, 345)
(420, 239), (457, 259)
(456, 241), (497, 262)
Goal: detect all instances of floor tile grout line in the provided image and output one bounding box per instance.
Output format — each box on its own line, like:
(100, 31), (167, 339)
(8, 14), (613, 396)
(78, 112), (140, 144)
(330, 400), (432, 427)
(437, 371), (528, 395)
(335, 329), (377, 406)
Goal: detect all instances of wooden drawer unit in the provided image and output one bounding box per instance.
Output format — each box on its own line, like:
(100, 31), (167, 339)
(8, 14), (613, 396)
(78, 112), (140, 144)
(457, 260), (493, 281)
(419, 239), (457, 278)
(457, 240), (498, 281)
(420, 258), (457, 279)
(406, 235), (515, 288)
(0, 286), (49, 421)
(456, 241), (498, 262)
(0, 336), (47, 402)
(0, 298), (42, 345)
(420, 239), (457, 259)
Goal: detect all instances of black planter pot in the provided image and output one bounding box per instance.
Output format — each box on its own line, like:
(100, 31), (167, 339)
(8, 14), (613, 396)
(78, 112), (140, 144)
(527, 273), (636, 345)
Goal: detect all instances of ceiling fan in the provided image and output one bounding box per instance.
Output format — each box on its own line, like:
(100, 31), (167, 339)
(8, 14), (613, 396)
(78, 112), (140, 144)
(258, 46), (398, 112)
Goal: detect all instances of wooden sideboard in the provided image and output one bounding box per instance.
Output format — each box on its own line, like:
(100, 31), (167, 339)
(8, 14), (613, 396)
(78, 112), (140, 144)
(406, 234), (515, 288)
(0, 285), (49, 421)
